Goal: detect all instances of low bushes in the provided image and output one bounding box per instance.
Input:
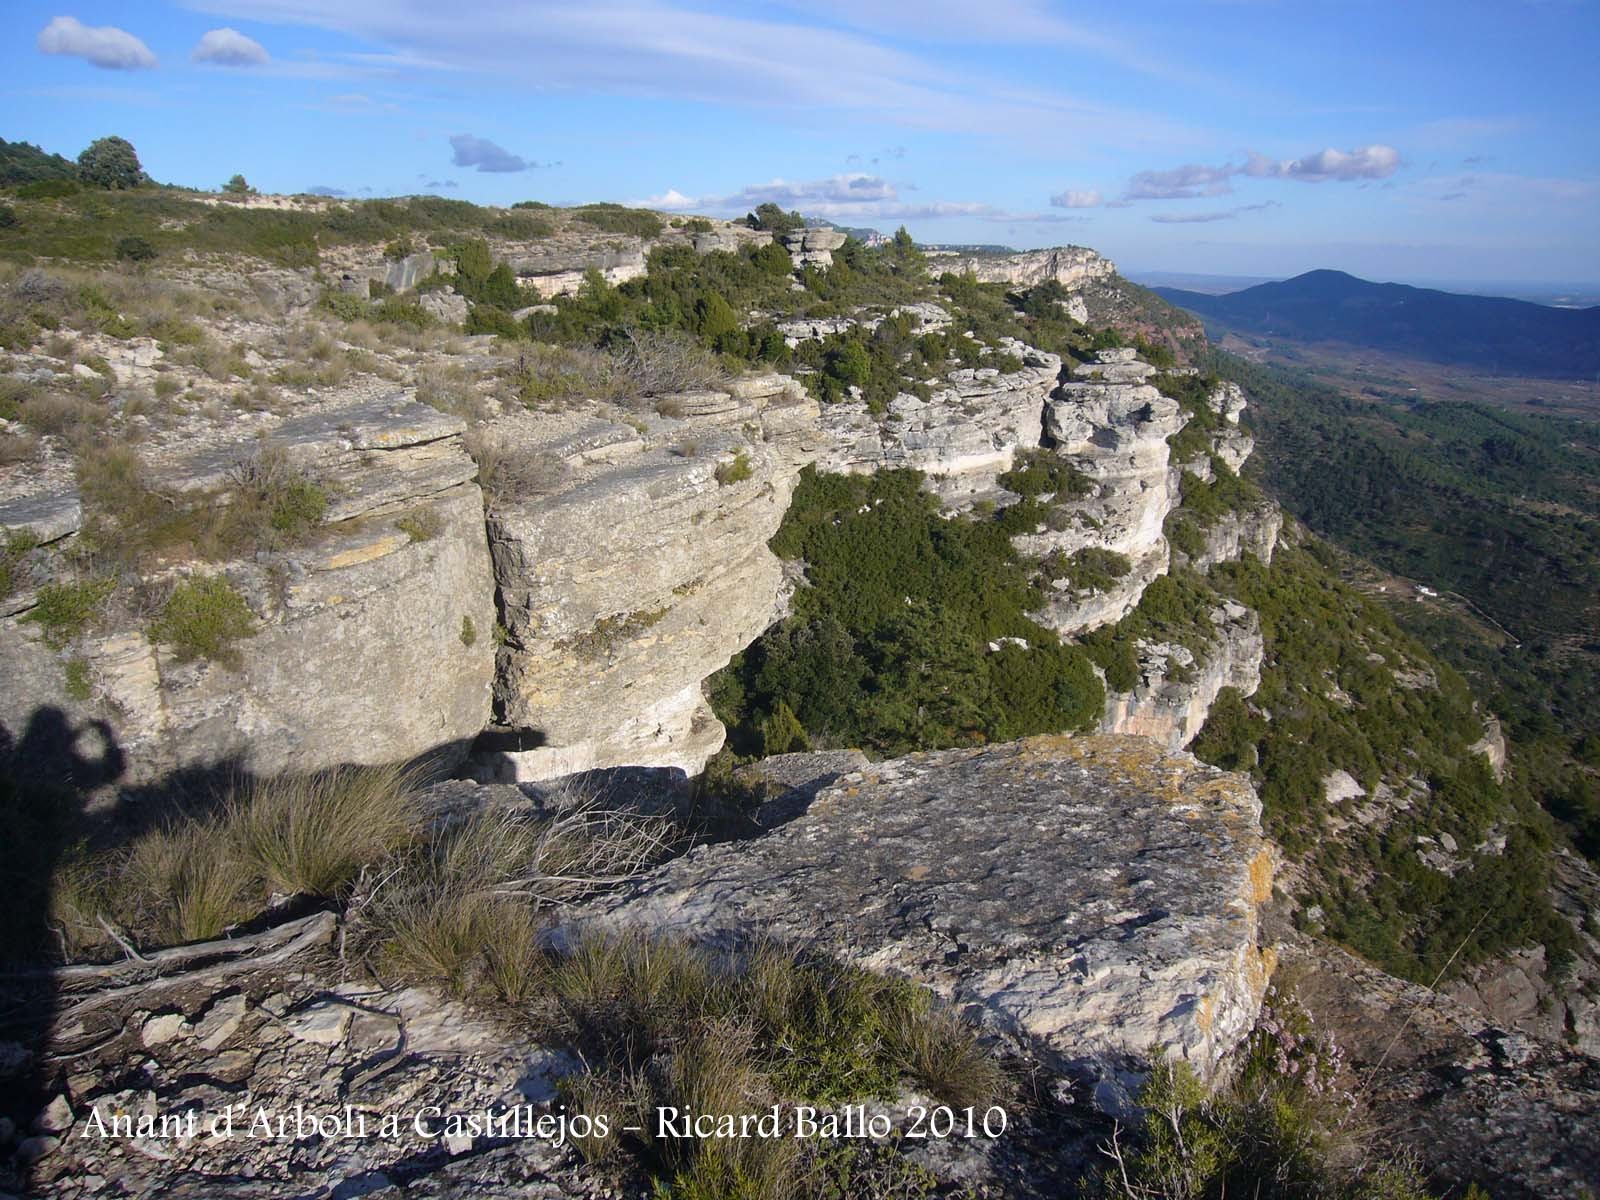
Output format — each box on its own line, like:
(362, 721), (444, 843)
(1098, 990), (1438, 1200)
(552, 933), (1006, 1199)
(148, 576), (256, 667)
(711, 469), (1104, 756)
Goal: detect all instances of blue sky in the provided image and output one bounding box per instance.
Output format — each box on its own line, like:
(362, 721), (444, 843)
(5, 1), (1598, 285)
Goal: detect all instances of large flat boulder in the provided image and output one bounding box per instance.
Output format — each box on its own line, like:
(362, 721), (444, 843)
(580, 734), (1276, 1105)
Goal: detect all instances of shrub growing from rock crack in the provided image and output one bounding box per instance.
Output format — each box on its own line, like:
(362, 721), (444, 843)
(148, 575), (256, 667)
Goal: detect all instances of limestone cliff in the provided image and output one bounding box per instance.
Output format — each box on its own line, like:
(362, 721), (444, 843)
(480, 376), (820, 781)
(925, 245), (1117, 291)
(815, 343), (1060, 506)
(1098, 601), (1264, 751)
(1018, 349), (1186, 636)
(0, 395), (496, 784)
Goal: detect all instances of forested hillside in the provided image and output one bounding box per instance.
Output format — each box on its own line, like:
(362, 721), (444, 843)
(1215, 350), (1600, 865)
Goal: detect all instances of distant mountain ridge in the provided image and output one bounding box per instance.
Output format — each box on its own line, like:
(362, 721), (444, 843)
(1156, 268), (1600, 378)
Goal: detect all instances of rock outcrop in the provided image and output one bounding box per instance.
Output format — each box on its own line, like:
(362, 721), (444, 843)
(1017, 349), (1185, 636)
(0, 395), (496, 784)
(1098, 602), (1264, 750)
(481, 377), (821, 781)
(816, 344), (1060, 506)
(926, 246), (1117, 291)
(1283, 933), (1600, 1200)
(781, 226), (848, 271)
(579, 734), (1277, 1107)
(506, 242), (648, 298)
(10, 925), (599, 1200)
(1171, 501), (1282, 574)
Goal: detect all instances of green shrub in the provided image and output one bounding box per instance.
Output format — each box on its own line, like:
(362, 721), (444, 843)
(745, 202), (804, 235)
(268, 478), (327, 537)
(1044, 547), (1133, 594)
(714, 450), (753, 486)
(759, 699), (809, 755)
(1099, 993), (1439, 1200)
(396, 509), (443, 542)
(318, 289), (368, 322)
(114, 235), (156, 263)
(0, 529), (40, 599)
(149, 575), (256, 667)
(63, 657), (93, 702)
(999, 448), (1092, 499)
(77, 137), (143, 190)
(551, 933), (1004, 1197)
(460, 614), (476, 647)
(15, 178), (79, 200)
(22, 577), (115, 648)
(371, 297), (434, 330)
(570, 203), (664, 239)
(712, 469), (1103, 756)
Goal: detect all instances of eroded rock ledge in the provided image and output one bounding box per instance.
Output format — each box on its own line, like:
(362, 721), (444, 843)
(0, 394), (496, 784)
(579, 734), (1277, 1105)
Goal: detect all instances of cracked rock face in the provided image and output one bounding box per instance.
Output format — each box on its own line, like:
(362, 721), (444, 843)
(1283, 934), (1600, 1200)
(1099, 602), (1264, 751)
(816, 345), (1060, 507)
(482, 381), (820, 781)
(1014, 350), (1185, 637)
(580, 734), (1276, 1104)
(925, 246), (1117, 291)
(15, 971), (600, 1200)
(1173, 502), (1282, 575)
(0, 394), (496, 783)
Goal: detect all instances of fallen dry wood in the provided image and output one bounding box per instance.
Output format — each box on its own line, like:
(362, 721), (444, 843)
(1, 911), (339, 1005)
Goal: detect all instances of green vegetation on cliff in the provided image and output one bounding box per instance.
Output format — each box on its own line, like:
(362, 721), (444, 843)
(1190, 536), (1574, 982)
(1213, 349), (1600, 870)
(709, 469), (1103, 757)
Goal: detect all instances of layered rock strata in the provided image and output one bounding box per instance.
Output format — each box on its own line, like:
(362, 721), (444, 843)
(580, 734), (1277, 1105)
(1098, 602), (1265, 751)
(0, 395), (496, 784)
(482, 376), (820, 781)
(816, 345), (1061, 506)
(925, 246), (1117, 291)
(1017, 349), (1185, 636)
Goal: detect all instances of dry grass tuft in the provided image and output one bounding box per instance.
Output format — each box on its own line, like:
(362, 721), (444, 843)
(370, 800), (673, 996)
(65, 764), (423, 952)
(463, 426), (569, 501)
(231, 762), (425, 898)
(123, 817), (251, 944)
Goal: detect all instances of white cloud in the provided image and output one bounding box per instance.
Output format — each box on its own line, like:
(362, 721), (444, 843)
(1125, 161), (1238, 201)
(1124, 144), (1401, 202)
(1243, 145), (1399, 182)
(450, 133), (534, 173)
(1150, 200), (1280, 224)
(1050, 189), (1102, 209)
(645, 174), (986, 222)
(177, 1), (1210, 147)
(192, 27), (270, 66)
(37, 16), (157, 70)
(724, 174), (898, 209)
(641, 189), (700, 210)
